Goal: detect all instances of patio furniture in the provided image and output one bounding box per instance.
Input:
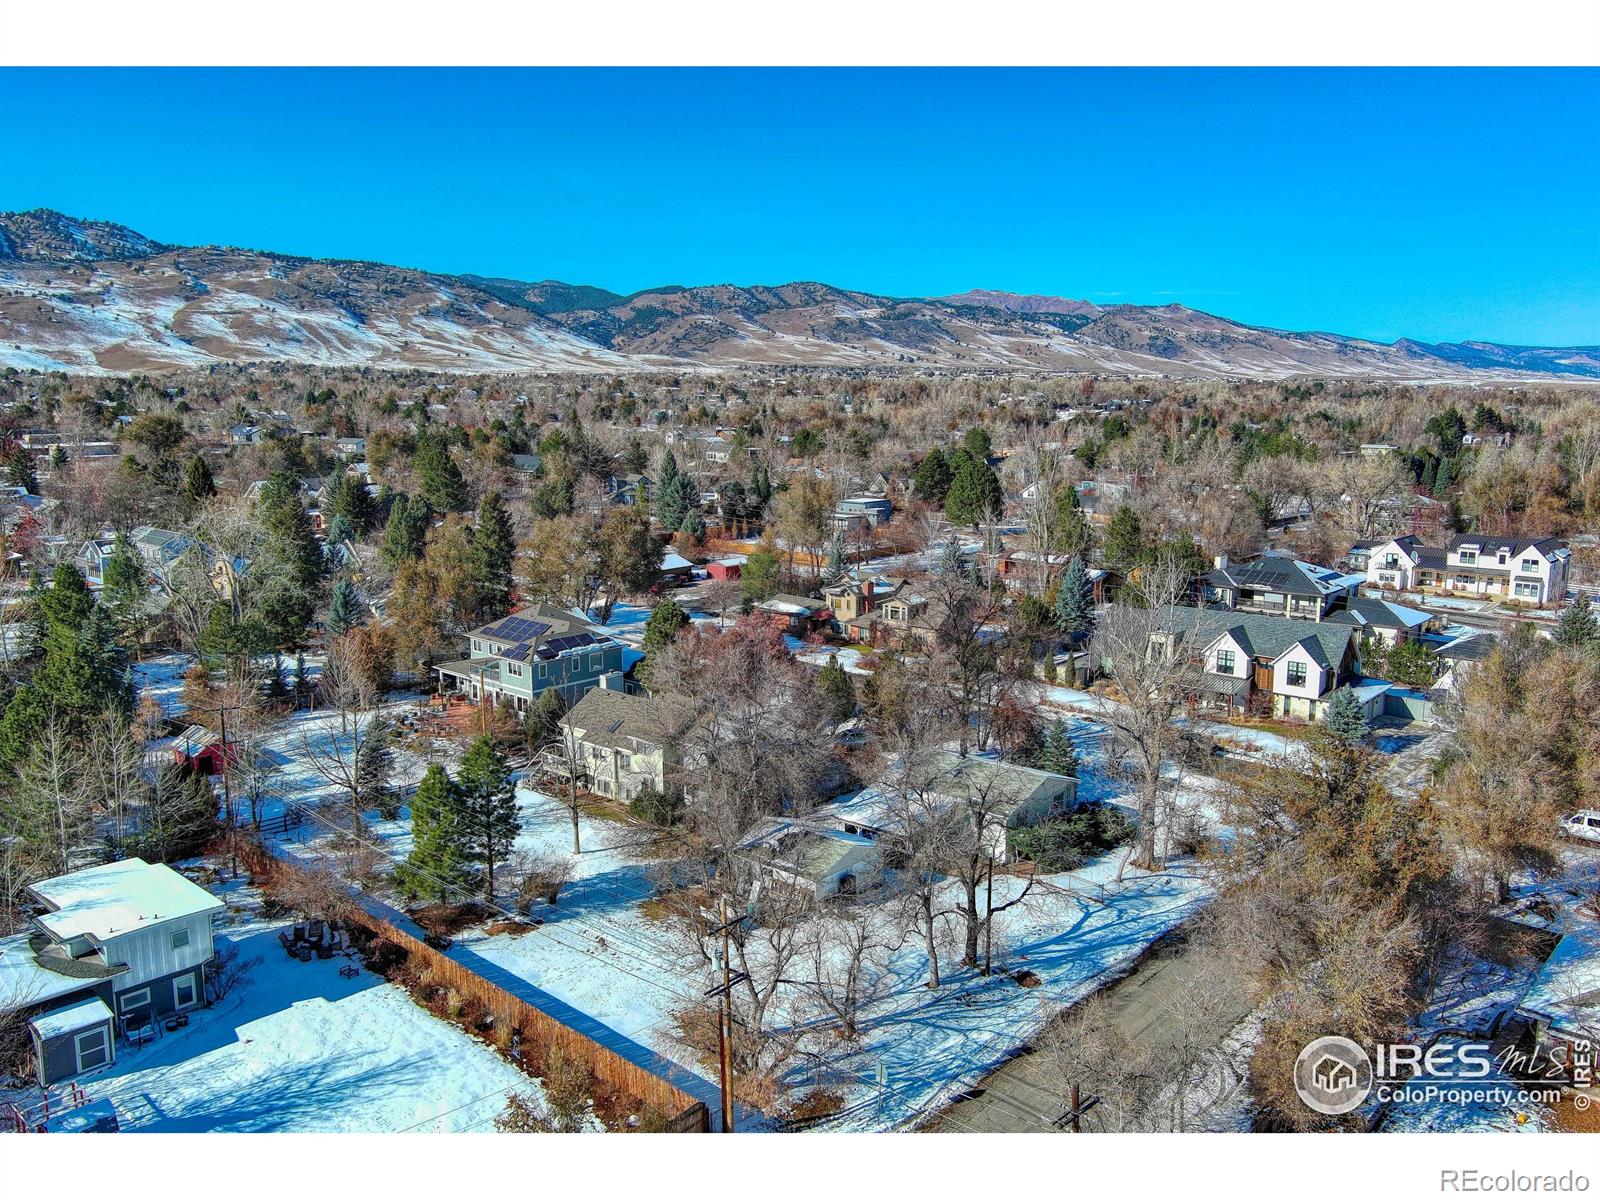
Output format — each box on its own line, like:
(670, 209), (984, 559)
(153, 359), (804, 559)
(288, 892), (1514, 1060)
(307, 919), (326, 944)
(295, 944), (313, 962)
(338, 963), (361, 979)
(278, 930), (298, 956)
(315, 941), (334, 959)
(163, 1012), (189, 1032)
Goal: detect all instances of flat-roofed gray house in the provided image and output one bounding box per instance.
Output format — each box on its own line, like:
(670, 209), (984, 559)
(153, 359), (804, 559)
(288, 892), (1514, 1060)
(1, 858), (223, 1086)
(435, 602), (627, 712)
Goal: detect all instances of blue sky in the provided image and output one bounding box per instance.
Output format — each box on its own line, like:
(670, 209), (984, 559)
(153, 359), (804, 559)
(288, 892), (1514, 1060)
(1, 68), (1595, 346)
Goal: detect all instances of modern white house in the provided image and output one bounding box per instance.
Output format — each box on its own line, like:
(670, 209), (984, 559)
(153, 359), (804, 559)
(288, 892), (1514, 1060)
(1356, 534), (1570, 607)
(1, 859), (224, 1086)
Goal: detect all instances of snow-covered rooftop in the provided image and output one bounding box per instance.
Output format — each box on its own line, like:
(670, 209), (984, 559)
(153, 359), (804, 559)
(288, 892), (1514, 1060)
(1519, 924), (1600, 1036)
(29, 995), (113, 1041)
(30, 858), (224, 943)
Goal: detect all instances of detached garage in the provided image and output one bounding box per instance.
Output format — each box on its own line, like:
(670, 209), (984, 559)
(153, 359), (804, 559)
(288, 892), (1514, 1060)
(29, 997), (115, 1086)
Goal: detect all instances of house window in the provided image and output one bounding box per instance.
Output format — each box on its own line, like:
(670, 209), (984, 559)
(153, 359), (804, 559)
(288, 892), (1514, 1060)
(74, 1026), (110, 1073)
(1521, 558), (1539, 573)
(1286, 662), (1308, 688)
(173, 974), (199, 1010)
(1458, 551), (1476, 565)
(506, 661), (522, 677)
(537, 664), (547, 679)
(1383, 555), (1400, 569)
(1215, 649), (1236, 674)
(170, 927), (190, 952)
(472, 639), (482, 653)
(589, 652), (603, 671)
(617, 751), (632, 771)
(1514, 582), (1540, 599)
(118, 987), (151, 1014)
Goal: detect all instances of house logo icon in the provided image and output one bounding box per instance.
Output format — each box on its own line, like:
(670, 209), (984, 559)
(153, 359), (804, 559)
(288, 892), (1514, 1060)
(1294, 1036), (1373, 1116)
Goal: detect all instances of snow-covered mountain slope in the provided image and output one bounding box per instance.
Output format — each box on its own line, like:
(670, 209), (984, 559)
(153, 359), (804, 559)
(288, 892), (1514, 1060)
(2, 209), (1595, 380)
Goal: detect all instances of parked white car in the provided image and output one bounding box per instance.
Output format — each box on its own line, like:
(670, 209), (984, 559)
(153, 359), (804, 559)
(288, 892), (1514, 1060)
(1560, 810), (1600, 845)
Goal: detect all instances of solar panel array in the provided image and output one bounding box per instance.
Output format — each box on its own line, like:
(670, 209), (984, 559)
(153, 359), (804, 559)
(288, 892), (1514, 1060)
(482, 616), (552, 643)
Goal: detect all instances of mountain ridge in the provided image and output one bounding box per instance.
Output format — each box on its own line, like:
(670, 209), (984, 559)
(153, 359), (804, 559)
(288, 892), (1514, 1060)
(2, 209), (1595, 380)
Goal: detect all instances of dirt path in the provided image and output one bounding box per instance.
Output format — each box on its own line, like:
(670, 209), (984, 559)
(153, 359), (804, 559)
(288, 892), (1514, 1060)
(927, 935), (1253, 1133)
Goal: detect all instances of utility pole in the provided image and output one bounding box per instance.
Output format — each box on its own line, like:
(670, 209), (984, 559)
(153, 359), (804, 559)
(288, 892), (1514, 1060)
(703, 895), (749, 1133)
(219, 702), (235, 876)
(983, 855), (994, 976)
(1052, 1083), (1099, 1133)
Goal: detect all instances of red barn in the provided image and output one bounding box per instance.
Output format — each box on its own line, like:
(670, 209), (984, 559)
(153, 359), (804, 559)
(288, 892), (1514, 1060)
(706, 556), (745, 581)
(172, 725), (239, 775)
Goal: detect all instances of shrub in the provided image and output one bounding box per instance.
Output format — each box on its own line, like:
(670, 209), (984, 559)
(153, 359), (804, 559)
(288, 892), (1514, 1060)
(1007, 805), (1135, 872)
(628, 787), (684, 828)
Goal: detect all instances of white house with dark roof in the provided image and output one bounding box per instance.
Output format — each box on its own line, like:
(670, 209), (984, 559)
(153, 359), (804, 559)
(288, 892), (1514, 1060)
(1, 859), (223, 1086)
(1358, 534), (1569, 607)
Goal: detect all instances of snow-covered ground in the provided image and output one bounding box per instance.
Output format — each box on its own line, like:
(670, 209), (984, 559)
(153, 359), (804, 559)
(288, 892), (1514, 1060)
(13, 872), (547, 1133)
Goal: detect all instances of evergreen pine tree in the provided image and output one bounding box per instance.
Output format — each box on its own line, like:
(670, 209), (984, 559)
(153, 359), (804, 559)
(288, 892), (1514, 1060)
(1031, 719), (1080, 776)
(101, 532), (147, 631)
(5, 451), (39, 493)
(358, 715), (398, 819)
(1054, 555), (1094, 642)
(328, 577), (363, 637)
(382, 492), (431, 566)
(623, 436), (648, 475)
(1555, 592), (1599, 649)
(1103, 506), (1147, 573)
(399, 764), (471, 901)
(457, 735), (519, 900)
(182, 453), (216, 512)
(1323, 686), (1369, 745)
(677, 507), (706, 540)
(416, 430), (470, 513)
(818, 654), (857, 726)
(944, 455), (1002, 526)
(912, 448), (953, 505)
(824, 533), (847, 583)
(469, 490), (517, 621)
(256, 472), (326, 645)
(641, 600), (689, 657)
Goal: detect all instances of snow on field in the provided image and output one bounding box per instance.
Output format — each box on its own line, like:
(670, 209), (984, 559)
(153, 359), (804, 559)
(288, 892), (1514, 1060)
(24, 874), (546, 1133)
(796, 646), (871, 676)
(132, 652), (194, 717)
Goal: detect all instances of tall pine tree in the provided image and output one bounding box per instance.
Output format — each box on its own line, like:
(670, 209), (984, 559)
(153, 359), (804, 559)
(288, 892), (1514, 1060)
(457, 735), (519, 900)
(1054, 555), (1095, 642)
(470, 490), (517, 621)
(399, 764), (471, 901)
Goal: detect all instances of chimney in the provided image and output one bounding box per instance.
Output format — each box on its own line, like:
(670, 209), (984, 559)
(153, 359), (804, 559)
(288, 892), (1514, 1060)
(1214, 554), (1229, 571)
(599, 671), (625, 692)
(862, 576), (874, 612)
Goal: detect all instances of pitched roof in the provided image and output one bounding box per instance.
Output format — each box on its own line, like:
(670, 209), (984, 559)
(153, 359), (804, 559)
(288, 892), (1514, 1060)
(561, 688), (702, 750)
(1205, 555), (1358, 598)
(1327, 597), (1434, 631)
(468, 603), (615, 663)
(1163, 606), (1357, 669)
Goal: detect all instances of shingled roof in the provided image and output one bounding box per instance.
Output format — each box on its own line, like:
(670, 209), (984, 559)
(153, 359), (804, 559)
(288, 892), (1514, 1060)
(1161, 606), (1358, 669)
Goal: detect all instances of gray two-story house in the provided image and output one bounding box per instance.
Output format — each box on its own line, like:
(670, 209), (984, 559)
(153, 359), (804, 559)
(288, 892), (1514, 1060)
(435, 603), (628, 712)
(1, 858), (223, 1086)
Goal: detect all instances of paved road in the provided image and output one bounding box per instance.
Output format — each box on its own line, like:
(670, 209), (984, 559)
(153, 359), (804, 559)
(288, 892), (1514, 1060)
(928, 934), (1253, 1133)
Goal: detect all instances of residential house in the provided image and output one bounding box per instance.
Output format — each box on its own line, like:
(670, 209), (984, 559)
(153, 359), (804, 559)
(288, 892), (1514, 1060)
(706, 556), (745, 581)
(1073, 480), (1130, 524)
(435, 603), (627, 711)
(1155, 606), (1368, 722)
(737, 822), (880, 898)
(78, 525), (193, 587)
(554, 683), (702, 802)
(1201, 553), (1363, 620)
(1324, 596), (1438, 646)
(836, 496), (893, 526)
(753, 594), (831, 636)
(823, 573), (931, 647)
(994, 551), (1108, 599)
(171, 725), (240, 775)
(0, 859), (223, 1086)
(228, 424), (262, 446)
(658, 549), (696, 587)
(333, 436), (367, 458)
(1516, 924), (1600, 1060)
(1359, 534), (1570, 607)
(830, 751), (1079, 865)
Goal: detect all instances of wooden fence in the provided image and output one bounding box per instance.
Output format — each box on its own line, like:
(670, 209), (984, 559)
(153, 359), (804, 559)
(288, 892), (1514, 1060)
(237, 838), (710, 1131)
